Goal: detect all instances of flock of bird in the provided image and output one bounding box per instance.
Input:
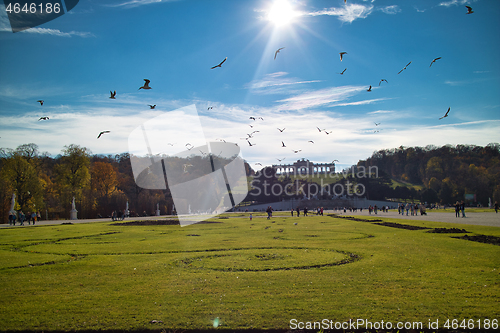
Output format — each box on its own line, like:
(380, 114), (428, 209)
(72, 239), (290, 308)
(31, 4), (474, 168)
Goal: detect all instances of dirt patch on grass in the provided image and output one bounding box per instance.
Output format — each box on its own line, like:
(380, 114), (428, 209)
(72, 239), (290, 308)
(374, 222), (431, 230)
(328, 214), (383, 222)
(452, 234), (500, 246)
(428, 227), (470, 233)
(111, 219), (180, 226)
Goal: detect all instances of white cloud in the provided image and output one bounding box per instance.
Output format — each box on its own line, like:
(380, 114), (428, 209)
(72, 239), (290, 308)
(105, 0), (174, 9)
(303, 4), (374, 23)
(379, 5), (401, 15)
(276, 85), (368, 110)
(246, 72), (322, 95)
(439, 0), (469, 7)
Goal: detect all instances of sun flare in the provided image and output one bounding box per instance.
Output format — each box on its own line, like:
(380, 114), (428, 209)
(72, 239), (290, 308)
(267, 0), (297, 27)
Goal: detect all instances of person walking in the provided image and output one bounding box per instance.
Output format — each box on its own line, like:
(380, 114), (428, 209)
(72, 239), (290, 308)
(455, 201), (460, 218)
(266, 206), (273, 219)
(290, 208), (294, 217)
(296, 206), (300, 217)
(495, 201), (499, 213)
(460, 201), (466, 218)
(31, 212), (36, 225)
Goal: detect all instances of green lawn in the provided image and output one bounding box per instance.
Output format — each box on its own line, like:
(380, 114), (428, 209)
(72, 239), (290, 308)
(0, 215), (498, 331)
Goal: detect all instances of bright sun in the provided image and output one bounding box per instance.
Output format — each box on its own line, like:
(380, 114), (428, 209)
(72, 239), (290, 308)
(267, 0), (297, 27)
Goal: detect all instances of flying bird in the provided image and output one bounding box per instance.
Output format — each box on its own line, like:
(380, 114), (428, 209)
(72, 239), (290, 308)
(308, 140), (314, 144)
(139, 79), (151, 90)
(316, 127), (322, 132)
(324, 130), (332, 135)
(258, 117), (264, 120)
(439, 107), (451, 120)
(465, 5), (473, 14)
(148, 105), (156, 109)
(211, 57), (227, 69)
(367, 85), (372, 92)
(207, 106), (213, 110)
(247, 140), (256, 147)
(109, 91), (116, 99)
(429, 57), (442, 67)
(374, 122), (381, 126)
(292, 149), (301, 153)
(37, 100), (44, 105)
(185, 143), (194, 150)
(338, 68), (347, 75)
(379, 79), (388, 86)
(249, 117), (256, 121)
(333, 159), (339, 163)
(276, 158), (285, 162)
(398, 61), (412, 74)
(274, 47), (285, 60)
(97, 131), (110, 139)
(38, 116), (49, 121)
(255, 163), (262, 166)
(281, 141), (286, 147)
(277, 128), (285, 132)
(339, 52), (347, 61)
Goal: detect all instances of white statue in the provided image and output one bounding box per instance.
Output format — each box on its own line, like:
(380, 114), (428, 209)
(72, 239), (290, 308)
(9, 193), (16, 215)
(70, 196), (78, 220)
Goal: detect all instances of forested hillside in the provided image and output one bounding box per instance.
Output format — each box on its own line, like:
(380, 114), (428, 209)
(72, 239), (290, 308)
(357, 143), (500, 205)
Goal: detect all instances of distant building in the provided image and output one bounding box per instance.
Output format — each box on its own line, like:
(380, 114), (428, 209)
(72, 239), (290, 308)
(272, 158), (335, 176)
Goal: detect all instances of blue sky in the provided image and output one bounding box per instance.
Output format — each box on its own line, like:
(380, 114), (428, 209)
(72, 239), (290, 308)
(0, 0), (499, 170)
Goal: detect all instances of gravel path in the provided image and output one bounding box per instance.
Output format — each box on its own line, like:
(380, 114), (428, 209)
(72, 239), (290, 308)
(1, 210), (499, 228)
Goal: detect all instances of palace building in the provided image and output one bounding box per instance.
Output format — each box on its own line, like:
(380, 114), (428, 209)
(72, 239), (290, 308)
(272, 158), (335, 176)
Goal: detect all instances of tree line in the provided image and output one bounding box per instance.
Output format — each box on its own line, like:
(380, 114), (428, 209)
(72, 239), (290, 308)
(356, 143), (500, 205)
(0, 143), (173, 221)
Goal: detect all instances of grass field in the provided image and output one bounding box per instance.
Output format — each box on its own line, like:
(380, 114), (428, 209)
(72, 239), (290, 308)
(0, 214), (499, 332)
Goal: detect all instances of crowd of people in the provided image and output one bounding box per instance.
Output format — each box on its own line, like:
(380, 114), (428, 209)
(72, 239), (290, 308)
(397, 203), (427, 216)
(8, 211), (40, 226)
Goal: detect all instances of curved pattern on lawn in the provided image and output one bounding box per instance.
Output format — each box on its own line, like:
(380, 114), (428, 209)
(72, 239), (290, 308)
(174, 247), (360, 272)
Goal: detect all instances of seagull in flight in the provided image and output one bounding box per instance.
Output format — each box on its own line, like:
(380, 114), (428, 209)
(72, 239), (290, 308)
(398, 61), (412, 74)
(316, 127), (322, 132)
(38, 116), (49, 121)
(211, 57), (227, 69)
(465, 5), (473, 14)
(337, 68), (347, 75)
(332, 159), (340, 163)
(185, 143), (195, 150)
(367, 85), (372, 92)
(339, 52), (347, 61)
(439, 107), (451, 120)
(37, 100), (44, 106)
(255, 163), (262, 166)
(274, 47), (285, 60)
(148, 105), (156, 109)
(308, 140), (314, 144)
(281, 141), (286, 147)
(249, 117), (256, 121)
(139, 79), (152, 90)
(247, 140), (256, 147)
(276, 158), (285, 162)
(324, 130), (332, 135)
(258, 117), (264, 120)
(429, 57), (442, 67)
(97, 131), (110, 139)
(207, 106), (213, 110)
(379, 79), (388, 86)
(109, 91), (116, 99)
(292, 149), (301, 153)
(374, 122), (381, 126)
(277, 128), (285, 132)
